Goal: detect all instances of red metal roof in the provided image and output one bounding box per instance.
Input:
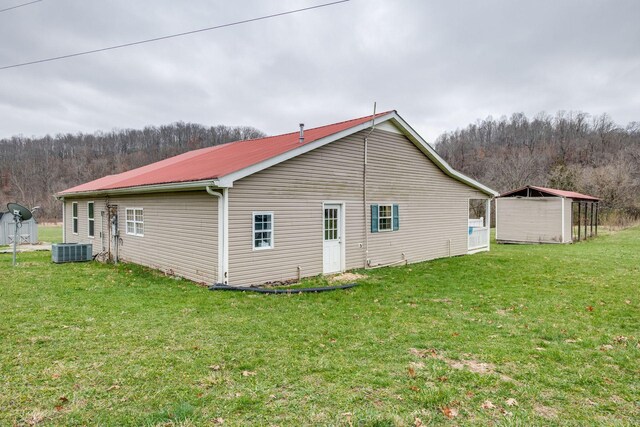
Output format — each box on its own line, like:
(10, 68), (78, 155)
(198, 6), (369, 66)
(59, 111), (393, 195)
(499, 185), (600, 201)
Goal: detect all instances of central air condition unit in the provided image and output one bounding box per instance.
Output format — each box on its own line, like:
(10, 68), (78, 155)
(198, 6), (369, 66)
(51, 243), (93, 263)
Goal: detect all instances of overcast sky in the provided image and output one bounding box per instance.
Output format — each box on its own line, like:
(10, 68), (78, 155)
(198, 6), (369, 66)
(0, 0), (638, 142)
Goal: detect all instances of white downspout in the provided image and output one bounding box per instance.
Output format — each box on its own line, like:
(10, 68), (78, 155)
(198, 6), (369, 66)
(363, 102), (376, 268)
(487, 198), (491, 251)
(206, 186), (228, 284)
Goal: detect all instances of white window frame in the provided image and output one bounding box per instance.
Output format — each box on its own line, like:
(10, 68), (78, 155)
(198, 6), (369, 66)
(252, 211), (274, 250)
(87, 201), (95, 238)
(72, 202), (78, 235)
(125, 208), (144, 237)
(378, 204), (393, 232)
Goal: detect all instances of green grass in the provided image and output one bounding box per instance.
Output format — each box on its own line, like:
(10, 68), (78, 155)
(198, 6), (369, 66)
(1, 228), (639, 426)
(38, 224), (63, 243)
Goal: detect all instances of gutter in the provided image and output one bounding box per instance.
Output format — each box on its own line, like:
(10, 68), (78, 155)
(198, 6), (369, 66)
(54, 179), (220, 200)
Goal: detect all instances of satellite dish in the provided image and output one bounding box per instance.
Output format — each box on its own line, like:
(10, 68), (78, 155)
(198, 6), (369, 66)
(7, 203), (33, 221)
(7, 202), (34, 266)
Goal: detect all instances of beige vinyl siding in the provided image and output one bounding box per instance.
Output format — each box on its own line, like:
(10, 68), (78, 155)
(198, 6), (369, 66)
(564, 198), (573, 242)
(64, 191), (217, 284)
(496, 197), (563, 244)
(228, 132), (366, 286)
(228, 128), (488, 286)
(365, 130), (486, 265)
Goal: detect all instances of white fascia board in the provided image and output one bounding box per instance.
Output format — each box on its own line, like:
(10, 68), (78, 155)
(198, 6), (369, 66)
(55, 179), (221, 199)
(219, 111), (498, 197)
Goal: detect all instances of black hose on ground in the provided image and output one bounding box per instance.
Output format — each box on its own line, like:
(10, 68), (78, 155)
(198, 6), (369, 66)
(208, 283), (358, 294)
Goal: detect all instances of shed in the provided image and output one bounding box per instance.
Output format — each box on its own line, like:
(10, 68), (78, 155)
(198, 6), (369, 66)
(496, 185), (600, 244)
(0, 211), (38, 245)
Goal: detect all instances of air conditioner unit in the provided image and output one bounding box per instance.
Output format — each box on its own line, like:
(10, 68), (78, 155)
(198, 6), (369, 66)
(51, 243), (93, 263)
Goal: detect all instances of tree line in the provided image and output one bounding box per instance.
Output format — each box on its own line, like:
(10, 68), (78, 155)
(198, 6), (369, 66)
(435, 111), (640, 224)
(1, 111), (638, 225)
(0, 122), (264, 221)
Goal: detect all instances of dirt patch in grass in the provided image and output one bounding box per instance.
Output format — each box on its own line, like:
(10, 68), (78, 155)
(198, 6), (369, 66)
(409, 348), (515, 382)
(329, 272), (367, 283)
(534, 404), (558, 419)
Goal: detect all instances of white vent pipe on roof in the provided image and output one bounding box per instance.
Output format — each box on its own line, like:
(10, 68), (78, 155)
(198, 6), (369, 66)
(299, 123), (304, 143)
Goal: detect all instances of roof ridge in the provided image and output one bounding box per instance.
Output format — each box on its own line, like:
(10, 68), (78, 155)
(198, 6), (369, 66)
(236, 110), (395, 144)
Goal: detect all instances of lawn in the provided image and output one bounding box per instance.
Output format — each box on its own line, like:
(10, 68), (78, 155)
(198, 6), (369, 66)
(1, 228), (638, 426)
(38, 224), (63, 244)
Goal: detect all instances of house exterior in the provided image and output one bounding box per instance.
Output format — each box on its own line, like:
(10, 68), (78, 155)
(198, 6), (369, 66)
(496, 185), (600, 244)
(0, 211), (38, 245)
(56, 111), (497, 286)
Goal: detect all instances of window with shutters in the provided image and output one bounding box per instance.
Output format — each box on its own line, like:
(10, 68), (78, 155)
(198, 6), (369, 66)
(87, 201), (95, 238)
(371, 203), (399, 233)
(72, 202), (78, 234)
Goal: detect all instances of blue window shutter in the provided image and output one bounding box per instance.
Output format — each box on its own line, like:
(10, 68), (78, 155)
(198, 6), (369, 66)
(392, 204), (399, 231)
(371, 204), (379, 233)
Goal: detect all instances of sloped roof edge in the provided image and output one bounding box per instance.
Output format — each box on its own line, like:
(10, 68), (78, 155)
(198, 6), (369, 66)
(499, 185), (600, 201)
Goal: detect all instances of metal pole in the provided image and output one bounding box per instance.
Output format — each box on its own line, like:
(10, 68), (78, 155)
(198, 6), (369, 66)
(595, 203), (598, 236)
(590, 203), (594, 237)
(577, 202), (581, 241)
(12, 219), (18, 266)
(584, 202), (588, 240)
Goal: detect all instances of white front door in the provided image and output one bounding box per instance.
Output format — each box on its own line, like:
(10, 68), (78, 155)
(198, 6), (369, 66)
(323, 204), (343, 274)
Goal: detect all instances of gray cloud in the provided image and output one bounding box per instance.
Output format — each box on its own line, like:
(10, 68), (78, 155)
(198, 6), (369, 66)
(0, 0), (638, 142)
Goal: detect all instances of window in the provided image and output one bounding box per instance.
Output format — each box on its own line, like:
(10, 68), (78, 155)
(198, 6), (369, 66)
(126, 208), (144, 236)
(72, 202), (78, 234)
(371, 204), (399, 233)
(253, 212), (273, 250)
(378, 205), (393, 231)
(87, 202), (95, 238)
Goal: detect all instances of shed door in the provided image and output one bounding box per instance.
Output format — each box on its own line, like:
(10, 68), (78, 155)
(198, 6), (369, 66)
(323, 204), (343, 274)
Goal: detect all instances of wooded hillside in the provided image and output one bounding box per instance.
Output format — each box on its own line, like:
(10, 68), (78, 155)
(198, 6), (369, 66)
(0, 123), (264, 221)
(1, 111), (638, 224)
(436, 111), (640, 223)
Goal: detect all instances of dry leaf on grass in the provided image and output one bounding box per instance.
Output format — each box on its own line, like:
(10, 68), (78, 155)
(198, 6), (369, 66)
(211, 417), (225, 424)
(209, 364), (222, 371)
(241, 370), (256, 377)
(505, 398), (518, 406)
(414, 417), (423, 426)
(500, 408), (513, 417)
(106, 384), (120, 391)
(408, 366), (417, 378)
(613, 336), (628, 344)
(440, 406), (459, 419)
(481, 400), (496, 409)
(586, 306), (594, 312)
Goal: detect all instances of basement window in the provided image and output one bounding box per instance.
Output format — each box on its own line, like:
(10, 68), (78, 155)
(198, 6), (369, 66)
(72, 202), (78, 234)
(126, 208), (144, 236)
(253, 212), (273, 250)
(87, 202), (95, 238)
